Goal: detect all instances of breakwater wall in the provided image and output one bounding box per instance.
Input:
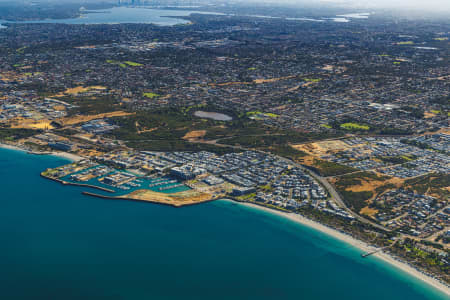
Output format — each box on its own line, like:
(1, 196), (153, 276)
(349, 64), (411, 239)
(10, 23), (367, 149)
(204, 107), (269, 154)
(40, 173), (115, 193)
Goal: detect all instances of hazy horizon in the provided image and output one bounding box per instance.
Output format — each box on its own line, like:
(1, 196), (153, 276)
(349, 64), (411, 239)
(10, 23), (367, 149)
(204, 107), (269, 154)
(240, 0), (450, 13)
(0, 0), (449, 15)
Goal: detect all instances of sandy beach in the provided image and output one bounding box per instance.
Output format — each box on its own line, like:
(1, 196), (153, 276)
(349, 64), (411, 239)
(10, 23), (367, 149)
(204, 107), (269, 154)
(0, 142), (26, 152)
(0, 141), (448, 295)
(49, 151), (84, 162)
(0, 142), (84, 162)
(235, 201), (450, 296)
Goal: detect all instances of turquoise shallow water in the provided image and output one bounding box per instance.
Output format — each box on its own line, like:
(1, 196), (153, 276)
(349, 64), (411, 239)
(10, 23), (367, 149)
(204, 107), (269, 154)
(0, 147), (448, 300)
(60, 166), (189, 196)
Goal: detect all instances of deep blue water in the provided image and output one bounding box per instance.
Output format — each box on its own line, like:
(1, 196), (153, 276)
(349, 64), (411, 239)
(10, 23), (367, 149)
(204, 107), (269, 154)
(0, 147), (448, 300)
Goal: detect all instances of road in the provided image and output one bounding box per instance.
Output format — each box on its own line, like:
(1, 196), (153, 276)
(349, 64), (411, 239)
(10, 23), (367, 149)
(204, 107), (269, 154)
(134, 137), (390, 232)
(198, 139), (391, 232)
(307, 167), (390, 232)
(276, 156), (390, 232)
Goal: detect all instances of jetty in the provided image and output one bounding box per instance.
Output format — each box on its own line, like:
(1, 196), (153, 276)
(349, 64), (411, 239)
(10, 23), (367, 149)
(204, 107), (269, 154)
(158, 183), (184, 191)
(361, 241), (399, 258)
(149, 180), (176, 187)
(361, 250), (381, 258)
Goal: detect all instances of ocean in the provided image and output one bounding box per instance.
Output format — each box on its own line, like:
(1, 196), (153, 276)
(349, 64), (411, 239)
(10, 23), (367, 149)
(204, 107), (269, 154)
(0, 147), (448, 299)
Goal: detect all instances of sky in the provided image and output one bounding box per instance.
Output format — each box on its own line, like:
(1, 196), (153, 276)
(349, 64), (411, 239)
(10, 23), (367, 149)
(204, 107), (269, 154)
(1, 0), (449, 14)
(252, 0), (450, 13)
(320, 0), (450, 11)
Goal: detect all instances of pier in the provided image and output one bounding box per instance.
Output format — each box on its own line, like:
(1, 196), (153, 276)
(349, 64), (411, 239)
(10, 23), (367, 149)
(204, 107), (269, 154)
(361, 250), (381, 258)
(158, 183), (184, 191)
(362, 241), (398, 258)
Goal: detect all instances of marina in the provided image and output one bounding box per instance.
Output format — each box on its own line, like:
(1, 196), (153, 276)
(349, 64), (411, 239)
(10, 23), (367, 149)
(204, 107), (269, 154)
(0, 147), (448, 300)
(42, 161), (190, 198)
(0, 0), (448, 297)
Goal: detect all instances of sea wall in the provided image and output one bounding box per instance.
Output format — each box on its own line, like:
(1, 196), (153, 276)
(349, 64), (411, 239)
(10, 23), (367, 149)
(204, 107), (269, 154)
(40, 173), (115, 193)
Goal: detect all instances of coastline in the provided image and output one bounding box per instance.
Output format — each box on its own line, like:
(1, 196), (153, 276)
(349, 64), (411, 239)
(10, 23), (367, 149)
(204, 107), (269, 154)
(0, 142), (448, 295)
(231, 200), (450, 296)
(81, 191), (219, 208)
(0, 142), (84, 162)
(49, 151), (84, 162)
